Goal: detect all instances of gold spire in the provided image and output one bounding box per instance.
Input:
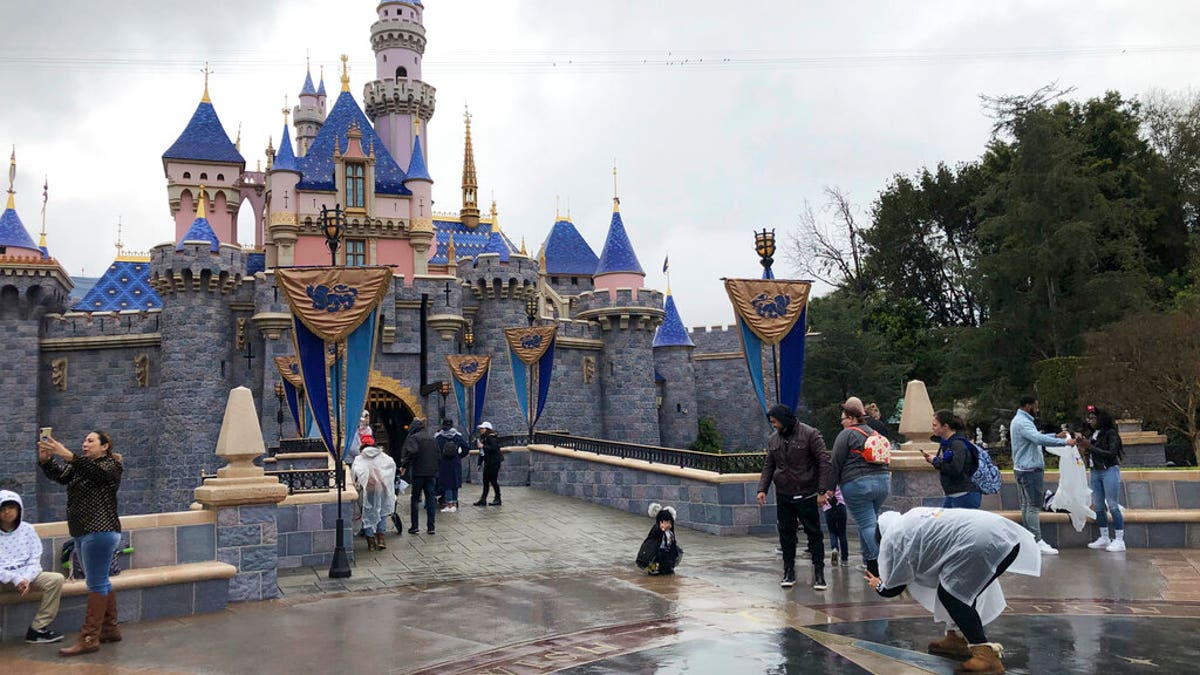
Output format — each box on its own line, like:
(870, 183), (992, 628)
(39, 175), (47, 247)
(612, 160), (620, 212)
(5, 146), (14, 210)
(283, 95), (290, 125)
(555, 194), (561, 221)
(460, 103), (480, 228)
(447, 234), (456, 265)
(520, 236), (527, 256)
(201, 62), (212, 103)
(196, 185), (208, 219)
(235, 122), (242, 152)
(115, 217), (124, 258)
(340, 54), (350, 92)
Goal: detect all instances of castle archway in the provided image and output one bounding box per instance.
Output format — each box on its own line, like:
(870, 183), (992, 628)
(365, 371), (424, 460)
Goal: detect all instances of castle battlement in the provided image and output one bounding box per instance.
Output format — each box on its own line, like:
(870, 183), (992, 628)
(43, 310), (163, 339)
(458, 254), (538, 299)
(574, 287), (665, 316)
(150, 242), (248, 296)
(551, 318), (603, 341)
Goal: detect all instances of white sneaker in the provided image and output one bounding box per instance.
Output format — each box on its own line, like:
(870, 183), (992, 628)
(1106, 539), (1126, 552)
(449, 505), (458, 513)
(1088, 536), (1111, 549)
(439, 506), (452, 513)
(1038, 539), (1059, 555)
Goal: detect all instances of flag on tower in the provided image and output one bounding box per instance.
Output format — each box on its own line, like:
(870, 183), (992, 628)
(41, 177), (48, 215)
(662, 255), (669, 274)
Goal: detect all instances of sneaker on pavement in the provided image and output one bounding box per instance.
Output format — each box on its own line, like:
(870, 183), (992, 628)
(439, 506), (452, 513)
(780, 570), (796, 588)
(25, 627), (64, 644)
(1106, 539), (1126, 552)
(1038, 539), (1059, 555)
(813, 571), (828, 591)
(831, 551), (840, 566)
(1088, 536), (1111, 549)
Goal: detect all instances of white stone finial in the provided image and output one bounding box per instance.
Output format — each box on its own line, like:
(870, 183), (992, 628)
(194, 386), (288, 507)
(898, 379), (935, 439)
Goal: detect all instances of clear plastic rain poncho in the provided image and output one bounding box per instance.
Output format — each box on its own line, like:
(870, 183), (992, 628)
(1044, 443), (1095, 532)
(877, 508), (1040, 627)
(351, 444), (397, 532)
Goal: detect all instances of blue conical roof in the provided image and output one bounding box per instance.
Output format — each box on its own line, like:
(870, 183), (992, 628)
(162, 101), (245, 165)
(273, 125), (299, 173)
(317, 74), (327, 96)
(301, 70), (317, 96)
(483, 228), (511, 262)
(404, 135), (431, 182)
(177, 216), (220, 253)
(0, 206), (39, 252)
(595, 209), (644, 275)
(296, 91), (410, 196)
(73, 260), (162, 312)
(653, 294), (695, 348)
(542, 218), (599, 275)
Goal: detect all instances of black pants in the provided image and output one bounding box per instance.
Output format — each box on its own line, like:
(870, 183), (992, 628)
(480, 464), (501, 502)
(937, 544), (1021, 645)
(825, 503), (849, 557)
(777, 494), (824, 572)
(409, 476), (436, 530)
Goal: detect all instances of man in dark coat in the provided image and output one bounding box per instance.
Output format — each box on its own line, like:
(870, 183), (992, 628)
(756, 404), (834, 591)
(401, 419), (441, 535)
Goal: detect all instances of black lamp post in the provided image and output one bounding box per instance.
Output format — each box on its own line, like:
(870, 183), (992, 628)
(321, 204), (345, 266)
(463, 323), (474, 354)
(274, 381), (285, 443)
(439, 380), (449, 422)
(755, 228), (776, 278)
(524, 295), (539, 441)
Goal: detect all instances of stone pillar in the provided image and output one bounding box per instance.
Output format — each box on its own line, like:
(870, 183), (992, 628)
(194, 386), (289, 602)
(888, 379), (940, 512)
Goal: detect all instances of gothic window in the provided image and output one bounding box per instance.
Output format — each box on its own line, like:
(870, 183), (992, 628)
(571, 277), (579, 285)
(345, 163), (365, 208)
(200, 172), (208, 180)
(217, 173), (225, 181)
(551, 276), (559, 285)
(346, 238), (367, 267)
(396, 66), (407, 78)
(383, 55), (388, 63)
(183, 171), (191, 179)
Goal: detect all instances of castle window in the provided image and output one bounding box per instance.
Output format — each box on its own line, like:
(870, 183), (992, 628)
(217, 173), (225, 181)
(571, 277), (579, 285)
(383, 55), (388, 63)
(345, 163), (365, 208)
(200, 172), (208, 180)
(551, 276), (559, 285)
(395, 66), (407, 78)
(183, 171), (191, 179)
(346, 238), (367, 267)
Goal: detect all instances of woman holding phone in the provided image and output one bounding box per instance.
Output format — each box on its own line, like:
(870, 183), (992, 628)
(37, 430), (123, 657)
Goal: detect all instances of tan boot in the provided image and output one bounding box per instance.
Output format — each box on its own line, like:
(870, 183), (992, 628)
(99, 591), (121, 643)
(59, 592), (106, 657)
(928, 630), (970, 659)
(375, 532), (387, 550)
(955, 643), (1004, 675)
(365, 534), (377, 551)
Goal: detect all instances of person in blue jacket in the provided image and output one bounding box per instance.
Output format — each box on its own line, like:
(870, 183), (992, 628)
(1009, 396), (1076, 555)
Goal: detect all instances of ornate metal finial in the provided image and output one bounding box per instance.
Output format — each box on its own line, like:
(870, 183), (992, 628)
(447, 234), (456, 264)
(412, 116), (421, 147)
(464, 103), (472, 127)
(39, 175), (48, 246)
(201, 62), (212, 103)
(5, 145), (14, 210)
(612, 160), (620, 212)
(235, 122), (242, 152)
(520, 236), (527, 256)
(555, 194), (561, 221)
(196, 185), (208, 219)
(283, 95), (290, 125)
(340, 54), (350, 92)
(115, 216), (124, 258)
(319, 64), (325, 89)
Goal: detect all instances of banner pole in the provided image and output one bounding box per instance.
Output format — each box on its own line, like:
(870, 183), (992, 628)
(329, 342), (351, 579)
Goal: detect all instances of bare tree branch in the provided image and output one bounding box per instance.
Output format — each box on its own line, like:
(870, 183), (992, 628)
(784, 186), (867, 293)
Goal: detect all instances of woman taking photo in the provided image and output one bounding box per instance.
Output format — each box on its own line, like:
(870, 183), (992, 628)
(922, 410), (982, 509)
(1077, 406), (1126, 552)
(38, 430), (123, 657)
(831, 399), (891, 576)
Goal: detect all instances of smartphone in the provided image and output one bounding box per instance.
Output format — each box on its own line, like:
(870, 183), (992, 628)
(39, 427), (52, 442)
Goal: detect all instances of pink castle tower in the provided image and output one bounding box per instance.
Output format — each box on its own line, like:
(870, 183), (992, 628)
(364, 0), (437, 167)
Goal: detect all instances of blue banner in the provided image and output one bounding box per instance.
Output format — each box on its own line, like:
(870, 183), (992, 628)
(534, 336), (555, 424)
(736, 317), (770, 416)
(283, 380), (301, 437)
(452, 378), (467, 427)
(509, 346), (529, 422)
(474, 369), (489, 428)
(778, 306), (807, 414)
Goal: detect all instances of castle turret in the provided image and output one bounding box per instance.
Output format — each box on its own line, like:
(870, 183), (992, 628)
(149, 202), (249, 512)
(293, 61), (326, 156)
(541, 215), (598, 296)
(364, 0), (437, 167)
(593, 172), (645, 299)
(404, 126), (434, 274)
(460, 106), (480, 229)
(267, 110), (302, 267)
(162, 69), (246, 246)
(653, 291), (697, 448)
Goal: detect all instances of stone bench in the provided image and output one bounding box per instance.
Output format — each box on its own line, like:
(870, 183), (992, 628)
(992, 509), (1200, 548)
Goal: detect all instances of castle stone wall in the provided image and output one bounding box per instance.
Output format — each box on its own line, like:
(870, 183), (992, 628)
(689, 325), (771, 452)
(654, 345), (697, 449)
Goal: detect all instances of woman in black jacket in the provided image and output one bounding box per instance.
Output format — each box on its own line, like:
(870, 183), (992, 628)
(1078, 406), (1125, 552)
(473, 422), (504, 506)
(922, 410), (981, 509)
(38, 430), (123, 657)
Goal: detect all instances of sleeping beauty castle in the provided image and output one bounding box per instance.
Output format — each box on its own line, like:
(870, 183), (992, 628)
(0, 1), (767, 522)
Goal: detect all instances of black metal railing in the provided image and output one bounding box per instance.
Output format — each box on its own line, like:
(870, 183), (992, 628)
(270, 438), (328, 457)
(266, 468), (337, 494)
(532, 432), (765, 474)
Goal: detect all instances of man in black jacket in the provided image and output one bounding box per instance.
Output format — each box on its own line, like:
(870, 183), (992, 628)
(757, 404), (834, 591)
(401, 419), (440, 535)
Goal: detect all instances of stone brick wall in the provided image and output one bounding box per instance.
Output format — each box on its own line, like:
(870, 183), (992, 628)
(690, 326), (771, 452)
(1, 320), (43, 522)
(275, 500), (356, 570)
(215, 504), (281, 601)
(654, 345), (697, 449)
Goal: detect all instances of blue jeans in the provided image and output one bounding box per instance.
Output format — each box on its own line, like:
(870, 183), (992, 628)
(841, 473), (890, 562)
(943, 492), (982, 509)
(444, 486), (459, 504)
(410, 476), (437, 530)
(1014, 468), (1044, 542)
(362, 517), (387, 536)
(1090, 466), (1124, 531)
(77, 531), (121, 595)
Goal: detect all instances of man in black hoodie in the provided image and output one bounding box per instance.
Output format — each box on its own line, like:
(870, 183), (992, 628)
(401, 419), (441, 535)
(756, 404), (834, 591)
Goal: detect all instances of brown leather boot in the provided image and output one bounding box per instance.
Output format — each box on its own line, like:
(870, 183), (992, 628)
(954, 643), (1004, 675)
(99, 591), (122, 643)
(928, 630), (970, 659)
(59, 592), (106, 657)
(375, 532), (387, 550)
(365, 534), (378, 551)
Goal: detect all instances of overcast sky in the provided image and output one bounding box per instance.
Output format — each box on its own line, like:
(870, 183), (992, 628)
(2, 1), (1198, 326)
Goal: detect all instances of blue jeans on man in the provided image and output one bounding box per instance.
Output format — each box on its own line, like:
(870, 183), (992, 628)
(942, 492), (982, 509)
(840, 473), (890, 563)
(1014, 468), (1044, 542)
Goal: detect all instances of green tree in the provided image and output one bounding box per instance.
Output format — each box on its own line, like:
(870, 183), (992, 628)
(689, 418), (724, 454)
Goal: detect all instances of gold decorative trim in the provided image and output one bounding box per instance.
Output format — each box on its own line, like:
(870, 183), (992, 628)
(368, 371), (426, 420)
(41, 333), (162, 352)
(694, 352), (743, 361)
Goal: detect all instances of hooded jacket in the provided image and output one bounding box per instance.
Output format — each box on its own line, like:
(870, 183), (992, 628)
(758, 405), (833, 497)
(401, 420), (441, 478)
(0, 491), (44, 586)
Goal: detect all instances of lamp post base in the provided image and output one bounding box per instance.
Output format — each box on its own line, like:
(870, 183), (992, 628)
(328, 524), (352, 579)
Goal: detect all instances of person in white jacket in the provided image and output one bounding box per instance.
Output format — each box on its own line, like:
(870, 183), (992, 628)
(351, 435), (397, 551)
(0, 489), (65, 643)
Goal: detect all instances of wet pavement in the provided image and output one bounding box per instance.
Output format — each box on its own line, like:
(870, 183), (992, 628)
(2, 488), (1198, 674)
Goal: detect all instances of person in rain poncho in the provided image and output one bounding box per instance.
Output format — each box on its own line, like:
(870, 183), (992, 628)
(351, 434), (397, 551)
(345, 411), (373, 465)
(1045, 427), (1095, 535)
(864, 508), (1040, 675)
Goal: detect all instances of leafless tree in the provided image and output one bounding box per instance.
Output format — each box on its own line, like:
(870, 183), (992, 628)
(980, 81), (1076, 137)
(785, 186), (868, 294)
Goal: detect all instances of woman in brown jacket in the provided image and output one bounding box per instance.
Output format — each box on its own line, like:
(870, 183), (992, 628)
(38, 430), (123, 657)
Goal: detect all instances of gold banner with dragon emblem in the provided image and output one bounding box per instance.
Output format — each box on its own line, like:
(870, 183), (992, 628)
(446, 354), (492, 387)
(276, 267), (393, 342)
(503, 326), (558, 365)
(274, 356), (305, 389)
(723, 278), (811, 345)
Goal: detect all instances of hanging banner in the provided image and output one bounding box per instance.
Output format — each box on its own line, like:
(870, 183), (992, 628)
(446, 354), (492, 429)
(723, 278), (811, 415)
(274, 356), (303, 434)
(277, 267), (392, 461)
(504, 326), (558, 426)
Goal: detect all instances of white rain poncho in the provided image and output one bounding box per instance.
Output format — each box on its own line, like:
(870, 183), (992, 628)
(351, 445), (397, 531)
(1044, 444), (1095, 532)
(877, 508), (1040, 627)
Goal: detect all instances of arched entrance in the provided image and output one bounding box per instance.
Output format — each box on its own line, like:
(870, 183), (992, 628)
(365, 372), (424, 461)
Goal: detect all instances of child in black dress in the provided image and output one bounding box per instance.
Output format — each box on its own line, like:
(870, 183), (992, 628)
(636, 503), (683, 575)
